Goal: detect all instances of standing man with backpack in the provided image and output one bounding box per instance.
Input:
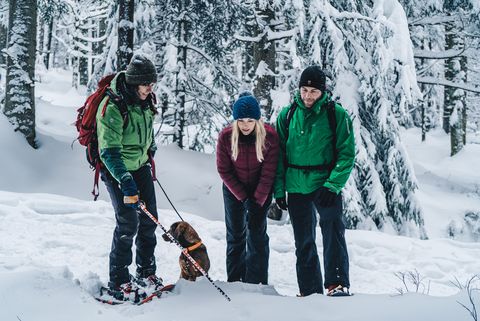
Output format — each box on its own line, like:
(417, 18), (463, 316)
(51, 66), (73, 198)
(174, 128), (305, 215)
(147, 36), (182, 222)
(274, 66), (355, 297)
(96, 54), (161, 302)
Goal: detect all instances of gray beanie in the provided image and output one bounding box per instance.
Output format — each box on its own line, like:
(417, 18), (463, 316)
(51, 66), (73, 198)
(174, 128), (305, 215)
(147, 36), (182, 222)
(125, 54), (157, 85)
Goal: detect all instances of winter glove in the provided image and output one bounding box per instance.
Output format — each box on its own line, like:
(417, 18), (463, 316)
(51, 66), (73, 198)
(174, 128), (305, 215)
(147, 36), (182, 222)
(120, 175), (139, 209)
(317, 186), (337, 207)
(276, 197), (288, 211)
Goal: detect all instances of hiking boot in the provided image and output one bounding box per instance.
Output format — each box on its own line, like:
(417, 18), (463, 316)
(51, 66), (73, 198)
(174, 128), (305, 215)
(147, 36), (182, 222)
(135, 274), (164, 290)
(326, 285), (350, 297)
(108, 281), (146, 303)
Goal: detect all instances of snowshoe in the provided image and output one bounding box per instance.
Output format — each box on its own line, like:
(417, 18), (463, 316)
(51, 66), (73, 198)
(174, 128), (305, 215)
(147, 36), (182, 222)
(95, 282), (146, 305)
(95, 280), (175, 305)
(133, 274), (164, 290)
(137, 284), (176, 305)
(326, 285), (352, 297)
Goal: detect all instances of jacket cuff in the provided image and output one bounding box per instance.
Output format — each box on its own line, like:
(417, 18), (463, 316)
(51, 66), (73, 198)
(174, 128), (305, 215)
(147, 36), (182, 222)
(323, 182), (340, 194)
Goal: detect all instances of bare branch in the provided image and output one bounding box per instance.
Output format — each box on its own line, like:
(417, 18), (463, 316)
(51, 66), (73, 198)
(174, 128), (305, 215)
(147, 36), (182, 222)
(456, 275), (479, 321)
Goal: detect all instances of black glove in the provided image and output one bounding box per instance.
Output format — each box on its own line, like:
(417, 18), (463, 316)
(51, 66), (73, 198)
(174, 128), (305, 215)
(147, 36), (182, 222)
(276, 197), (288, 211)
(317, 187), (337, 207)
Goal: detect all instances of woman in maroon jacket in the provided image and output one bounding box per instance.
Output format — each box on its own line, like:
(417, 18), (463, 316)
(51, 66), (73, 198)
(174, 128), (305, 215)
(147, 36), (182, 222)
(216, 93), (279, 285)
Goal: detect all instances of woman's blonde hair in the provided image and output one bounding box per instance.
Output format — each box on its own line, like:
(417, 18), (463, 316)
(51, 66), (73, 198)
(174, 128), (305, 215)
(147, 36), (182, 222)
(231, 119), (267, 162)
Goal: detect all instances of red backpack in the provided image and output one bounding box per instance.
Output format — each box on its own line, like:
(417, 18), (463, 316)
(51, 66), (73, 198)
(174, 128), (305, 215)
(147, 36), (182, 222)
(75, 74), (128, 200)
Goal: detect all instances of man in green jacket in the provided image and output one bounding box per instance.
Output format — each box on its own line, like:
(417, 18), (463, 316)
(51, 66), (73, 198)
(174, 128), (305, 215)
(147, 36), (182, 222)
(274, 66), (355, 297)
(96, 54), (161, 302)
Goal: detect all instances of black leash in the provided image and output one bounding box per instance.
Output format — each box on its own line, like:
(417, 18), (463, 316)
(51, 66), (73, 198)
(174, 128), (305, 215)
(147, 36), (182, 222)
(154, 179), (184, 222)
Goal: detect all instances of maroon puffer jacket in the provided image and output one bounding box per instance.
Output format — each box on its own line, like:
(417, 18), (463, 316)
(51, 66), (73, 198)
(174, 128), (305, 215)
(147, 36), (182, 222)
(216, 123), (279, 206)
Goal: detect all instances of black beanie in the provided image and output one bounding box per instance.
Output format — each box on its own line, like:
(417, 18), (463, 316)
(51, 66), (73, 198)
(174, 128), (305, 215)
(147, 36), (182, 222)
(125, 54), (157, 85)
(299, 66), (326, 91)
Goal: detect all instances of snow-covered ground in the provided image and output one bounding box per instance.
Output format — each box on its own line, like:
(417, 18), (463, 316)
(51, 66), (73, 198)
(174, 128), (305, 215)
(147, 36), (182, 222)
(1, 69), (479, 321)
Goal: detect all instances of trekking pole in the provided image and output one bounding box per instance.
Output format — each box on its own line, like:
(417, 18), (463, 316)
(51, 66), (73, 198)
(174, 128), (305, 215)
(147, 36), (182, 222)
(138, 202), (231, 302)
(154, 179), (185, 222)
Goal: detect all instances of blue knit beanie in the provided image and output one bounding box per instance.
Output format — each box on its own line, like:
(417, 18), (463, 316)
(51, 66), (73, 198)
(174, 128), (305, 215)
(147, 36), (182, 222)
(232, 94), (261, 120)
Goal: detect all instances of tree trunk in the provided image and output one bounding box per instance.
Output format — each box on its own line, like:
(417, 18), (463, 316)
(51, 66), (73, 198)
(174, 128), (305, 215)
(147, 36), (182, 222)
(252, 6), (276, 119)
(37, 16), (45, 67)
(0, 3), (6, 66)
(117, 0), (134, 71)
(72, 33), (79, 88)
(444, 13), (467, 155)
(4, 0), (37, 148)
(173, 0), (188, 149)
(421, 85), (426, 142)
(79, 22), (89, 86)
(44, 17), (54, 69)
(93, 16), (107, 63)
(0, 25), (6, 66)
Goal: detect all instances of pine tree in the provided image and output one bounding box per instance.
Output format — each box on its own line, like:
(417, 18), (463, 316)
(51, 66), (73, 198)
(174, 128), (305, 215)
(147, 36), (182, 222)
(152, 0), (242, 151)
(400, 0), (480, 150)
(4, 0), (37, 148)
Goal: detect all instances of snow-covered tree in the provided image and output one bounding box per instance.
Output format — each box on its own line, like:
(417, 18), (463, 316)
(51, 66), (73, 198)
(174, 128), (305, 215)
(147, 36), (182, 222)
(37, 0), (69, 69)
(400, 0), (480, 151)
(4, 0), (37, 148)
(151, 0), (243, 151)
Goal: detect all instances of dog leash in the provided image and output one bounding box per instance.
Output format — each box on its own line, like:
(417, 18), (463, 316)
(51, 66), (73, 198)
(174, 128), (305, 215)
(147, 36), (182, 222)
(154, 178), (185, 222)
(148, 155), (184, 222)
(138, 202), (232, 302)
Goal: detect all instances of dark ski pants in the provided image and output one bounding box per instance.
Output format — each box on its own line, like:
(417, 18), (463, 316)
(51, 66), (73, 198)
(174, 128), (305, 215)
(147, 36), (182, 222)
(223, 184), (271, 285)
(288, 188), (349, 295)
(101, 164), (158, 286)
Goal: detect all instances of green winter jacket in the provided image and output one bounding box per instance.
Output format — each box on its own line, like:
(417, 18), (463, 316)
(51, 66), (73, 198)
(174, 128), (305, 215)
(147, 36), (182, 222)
(273, 91), (355, 199)
(96, 72), (156, 184)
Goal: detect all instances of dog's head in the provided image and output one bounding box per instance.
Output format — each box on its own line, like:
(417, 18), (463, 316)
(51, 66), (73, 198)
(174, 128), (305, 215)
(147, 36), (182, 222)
(162, 221), (201, 247)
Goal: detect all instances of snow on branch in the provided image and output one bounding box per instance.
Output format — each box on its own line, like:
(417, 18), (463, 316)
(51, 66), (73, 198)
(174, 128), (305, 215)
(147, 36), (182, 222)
(409, 15), (458, 26)
(418, 76), (480, 94)
(414, 48), (465, 59)
(234, 33), (263, 43)
(73, 32), (108, 43)
(267, 28), (297, 41)
(179, 43), (240, 87)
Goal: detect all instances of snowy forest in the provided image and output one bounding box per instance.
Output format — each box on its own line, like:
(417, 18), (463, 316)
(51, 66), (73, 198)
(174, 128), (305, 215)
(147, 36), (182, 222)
(1, 0), (480, 240)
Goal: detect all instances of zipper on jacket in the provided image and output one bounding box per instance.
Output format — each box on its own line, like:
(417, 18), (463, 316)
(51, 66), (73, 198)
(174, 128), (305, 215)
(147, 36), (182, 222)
(143, 109), (148, 145)
(137, 122), (143, 144)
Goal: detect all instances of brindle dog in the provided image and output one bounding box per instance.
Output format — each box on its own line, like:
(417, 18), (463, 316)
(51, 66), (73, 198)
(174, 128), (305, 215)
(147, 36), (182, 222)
(162, 221), (210, 281)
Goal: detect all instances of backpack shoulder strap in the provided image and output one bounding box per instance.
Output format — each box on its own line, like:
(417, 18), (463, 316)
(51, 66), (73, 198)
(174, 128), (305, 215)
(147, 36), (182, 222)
(284, 100), (298, 141)
(104, 88), (129, 129)
(326, 100), (337, 163)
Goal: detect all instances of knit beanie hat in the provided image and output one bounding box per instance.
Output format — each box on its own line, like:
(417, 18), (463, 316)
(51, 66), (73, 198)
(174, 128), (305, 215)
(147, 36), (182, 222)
(125, 54), (157, 85)
(232, 93), (261, 120)
(299, 65), (326, 91)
